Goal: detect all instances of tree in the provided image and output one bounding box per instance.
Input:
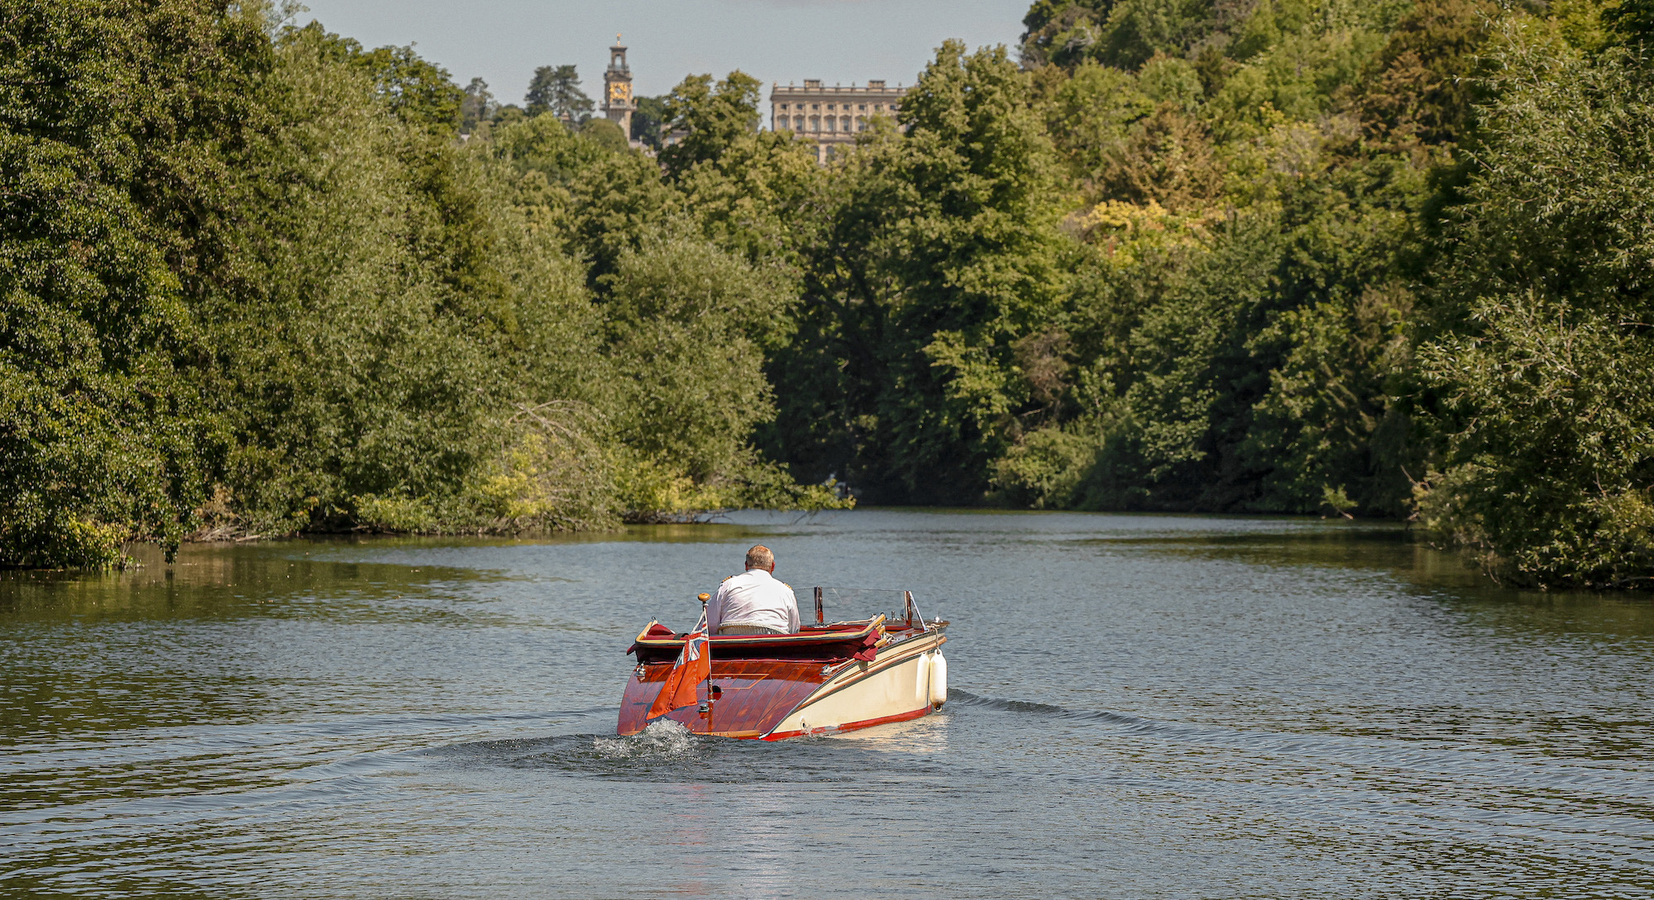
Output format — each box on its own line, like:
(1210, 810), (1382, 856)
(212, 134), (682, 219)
(579, 116), (630, 151)
(602, 237), (792, 487)
(355, 43), (465, 133)
(631, 94), (669, 148)
(491, 104), (526, 127)
(292, 24), (464, 134)
(200, 25), (505, 535)
(0, 0), (270, 566)
(461, 77), (494, 133)
(0, 1), (855, 570)
(1605, 0), (1654, 44)
(1357, 0), (1498, 149)
(525, 64), (593, 123)
(771, 42), (1070, 502)
(1414, 23), (1654, 587)
(672, 128), (827, 267)
(658, 71), (762, 176)
(1020, 0), (1115, 68)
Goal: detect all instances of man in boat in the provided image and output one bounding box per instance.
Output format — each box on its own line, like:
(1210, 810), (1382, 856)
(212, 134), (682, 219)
(707, 545), (800, 635)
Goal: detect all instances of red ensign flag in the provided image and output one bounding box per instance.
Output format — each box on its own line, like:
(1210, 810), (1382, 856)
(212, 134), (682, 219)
(646, 615), (710, 720)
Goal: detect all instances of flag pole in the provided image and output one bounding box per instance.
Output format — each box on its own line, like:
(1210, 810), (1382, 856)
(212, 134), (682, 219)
(696, 592), (716, 732)
(645, 594), (714, 725)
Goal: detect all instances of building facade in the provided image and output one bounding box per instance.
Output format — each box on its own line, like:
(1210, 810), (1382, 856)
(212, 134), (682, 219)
(601, 38), (635, 137)
(770, 79), (907, 162)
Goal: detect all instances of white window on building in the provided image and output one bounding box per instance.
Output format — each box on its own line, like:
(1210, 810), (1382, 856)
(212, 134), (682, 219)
(794, 115), (804, 130)
(824, 117), (835, 132)
(809, 115), (820, 132)
(856, 116), (866, 131)
(841, 116), (851, 131)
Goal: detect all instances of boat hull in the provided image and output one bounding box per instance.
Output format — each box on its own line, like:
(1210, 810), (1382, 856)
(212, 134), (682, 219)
(617, 626), (947, 740)
(763, 634), (943, 739)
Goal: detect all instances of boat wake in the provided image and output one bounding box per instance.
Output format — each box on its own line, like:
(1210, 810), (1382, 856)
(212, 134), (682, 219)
(432, 717), (953, 783)
(428, 724), (725, 780)
(946, 689), (1654, 817)
(948, 689), (1154, 729)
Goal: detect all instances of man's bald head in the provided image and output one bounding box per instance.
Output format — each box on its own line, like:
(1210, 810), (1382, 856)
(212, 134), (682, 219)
(745, 545), (775, 571)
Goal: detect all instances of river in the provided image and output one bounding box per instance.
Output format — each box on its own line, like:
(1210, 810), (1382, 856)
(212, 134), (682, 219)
(3, 510), (1652, 898)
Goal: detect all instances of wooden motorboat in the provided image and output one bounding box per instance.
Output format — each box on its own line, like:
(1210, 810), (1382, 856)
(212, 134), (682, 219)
(617, 589), (948, 740)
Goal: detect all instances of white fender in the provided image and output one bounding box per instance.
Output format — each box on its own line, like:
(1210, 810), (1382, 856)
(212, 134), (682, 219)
(914, 652), (931, 705)
(929, 650), (947, 707)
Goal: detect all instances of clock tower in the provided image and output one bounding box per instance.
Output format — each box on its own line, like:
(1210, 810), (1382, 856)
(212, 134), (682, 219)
(601, 37), (635, 137)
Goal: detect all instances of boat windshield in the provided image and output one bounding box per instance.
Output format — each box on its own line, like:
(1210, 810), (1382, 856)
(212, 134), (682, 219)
(792, 586), (929, 630)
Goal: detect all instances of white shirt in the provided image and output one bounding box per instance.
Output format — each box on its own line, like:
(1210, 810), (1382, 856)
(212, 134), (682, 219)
(707, 568), (799, 634)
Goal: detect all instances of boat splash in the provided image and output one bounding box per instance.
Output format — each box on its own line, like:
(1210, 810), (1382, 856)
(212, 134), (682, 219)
(592, 719), (700, 760)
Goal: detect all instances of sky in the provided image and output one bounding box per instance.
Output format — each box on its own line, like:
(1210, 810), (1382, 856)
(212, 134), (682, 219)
(292, 0), (1031, 108)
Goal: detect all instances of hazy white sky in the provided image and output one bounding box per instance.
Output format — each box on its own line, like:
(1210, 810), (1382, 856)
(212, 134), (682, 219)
(292, 0), (1030, 105)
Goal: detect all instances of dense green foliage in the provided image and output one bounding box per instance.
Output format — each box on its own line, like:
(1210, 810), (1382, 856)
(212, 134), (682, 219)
(771, 43), (1070, 503)
(1414, 18), (1654, 587)
(766, 0), (1654, 589)
(1, 0), (267, 566)
(7, 0), (1654, 588)
(0, 0), (842, 568)
(946, 0), (1653, 587)
(776, 3), (1448, 514)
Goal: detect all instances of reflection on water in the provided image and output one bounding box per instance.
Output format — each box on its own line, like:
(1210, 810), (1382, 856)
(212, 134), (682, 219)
(3, 511), (1653, 898)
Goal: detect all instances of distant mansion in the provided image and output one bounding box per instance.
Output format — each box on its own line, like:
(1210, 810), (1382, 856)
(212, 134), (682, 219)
(770, 80), (908, 162)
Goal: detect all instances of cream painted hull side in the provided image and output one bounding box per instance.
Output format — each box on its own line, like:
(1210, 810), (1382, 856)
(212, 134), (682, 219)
(764, 632), (945, 739)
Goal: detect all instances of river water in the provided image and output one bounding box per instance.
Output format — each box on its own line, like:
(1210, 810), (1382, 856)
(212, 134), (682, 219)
(3, 510), (1652, 898)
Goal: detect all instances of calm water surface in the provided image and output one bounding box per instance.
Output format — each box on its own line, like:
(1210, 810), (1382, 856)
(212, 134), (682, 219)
(3, 510), (1652, 898)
